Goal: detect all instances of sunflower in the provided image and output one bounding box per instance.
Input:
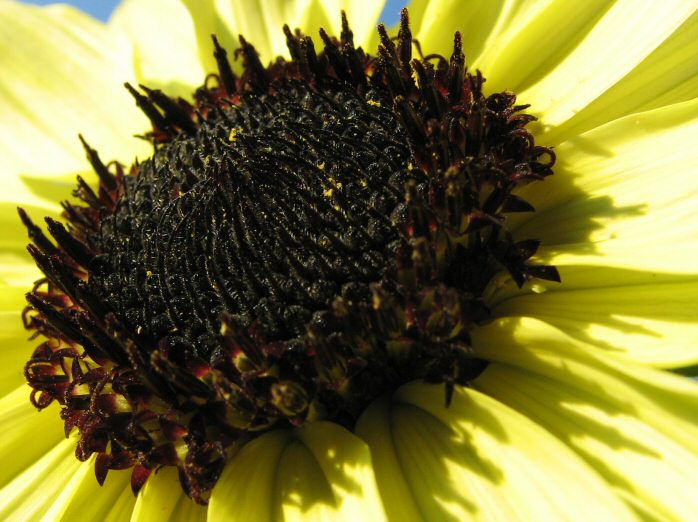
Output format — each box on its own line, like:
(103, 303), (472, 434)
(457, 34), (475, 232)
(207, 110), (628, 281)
(1, 0), (698, 520)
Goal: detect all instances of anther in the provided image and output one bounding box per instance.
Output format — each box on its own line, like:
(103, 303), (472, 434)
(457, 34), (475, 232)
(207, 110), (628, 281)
(340, 11), (354, 47)
(237, 35), (269, 92)
(17, 207), (59, 256)
(78, 134), (118, 191)
(319, 28), (352, 84)
(212, 35), (237, 95)
(124, 82), (170, 134)
(448, 32), (465, 104)
(140, 85), (197, 134)
(397, 8), (413, 76)
(44, 217), (94, 267)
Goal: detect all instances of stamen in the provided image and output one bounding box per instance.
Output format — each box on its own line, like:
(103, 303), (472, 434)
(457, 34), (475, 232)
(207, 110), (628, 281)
(78, 135), (118, 191)
(236, 35), (269, 91)
(124, 82), (170, 135)
(211, 35), (237, 95)
(397, 8), (413, 76)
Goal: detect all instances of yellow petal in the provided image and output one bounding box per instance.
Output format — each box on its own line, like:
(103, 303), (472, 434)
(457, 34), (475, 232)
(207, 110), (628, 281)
(413, 0), (522, 66)
(489, 265), (698, 368)
(473, 318), (698, 520)
(356, 381), (634, 521)
(0, 251), (40, 290)
(181, 0), (386, 73)
(43, 460), (134, 522)
(0, 387), (64, 490)
(0, 253), (43, 394)
(0, 437), (78, 520)
(473, 0), (616, 92)
(209, 422), (387, 522)
(131, 466), (207, 522)
(0, 1), (150, 188)
(471, 317), (698, 452)
(519, 0), (695, 129)
(512, 98), (698, 273)
(110, 0), (206, 99)
(0, 310), (33, 395)
(3, 205), (62, 261)
(543, 9), (698, 143)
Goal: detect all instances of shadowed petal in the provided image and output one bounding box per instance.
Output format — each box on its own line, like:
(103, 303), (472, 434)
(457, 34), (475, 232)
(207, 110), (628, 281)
(512, 98), (698, 273)
(356, 382), (634, 521)
(488, 266), (698, 368)
(209, 422), (387, 522)
(131, 466), (207, 522)
(473, 317), (698, 519)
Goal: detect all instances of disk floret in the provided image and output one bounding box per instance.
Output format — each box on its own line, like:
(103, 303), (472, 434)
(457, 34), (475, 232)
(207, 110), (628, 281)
(21, 9), (558, 503)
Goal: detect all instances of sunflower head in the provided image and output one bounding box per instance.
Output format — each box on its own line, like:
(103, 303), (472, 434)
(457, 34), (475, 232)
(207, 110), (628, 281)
(19, 7), (561, 504)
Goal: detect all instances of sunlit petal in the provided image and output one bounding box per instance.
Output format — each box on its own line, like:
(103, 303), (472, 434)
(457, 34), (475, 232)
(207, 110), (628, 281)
(0, 1), (149, 191)
(519, 0), (695, 129)
(110, 0), (206, 99)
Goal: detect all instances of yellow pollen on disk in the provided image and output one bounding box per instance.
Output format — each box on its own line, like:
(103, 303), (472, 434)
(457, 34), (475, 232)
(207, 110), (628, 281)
(229, 127), (242, 141)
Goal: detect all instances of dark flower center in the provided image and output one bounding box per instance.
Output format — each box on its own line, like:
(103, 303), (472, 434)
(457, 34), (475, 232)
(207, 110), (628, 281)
(20, 10), (558, 503)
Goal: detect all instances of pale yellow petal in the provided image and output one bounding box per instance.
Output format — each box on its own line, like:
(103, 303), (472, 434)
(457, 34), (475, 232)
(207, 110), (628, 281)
(0, 387), (64, 491)
(178, 0), (229, 75)
(0, 437), (78, 520)
(354, 394), (421, 522)
(0, 1), (150, 190)
(182, 0), (385, 73)
(209, 422), (387, 522)
(216, 0), (327, 62)
(519, 0), (696, 129)
(543, 8), (698, 143)
(0, 252), (43, 393)
(488, 266), (698, 368)
(339, 0), (387, 50)
(209, 430), (288, 522)
(110, 0), (206, 99)
(511, 98), (698, 273)
(471, 317), (698, 452)
(131, 466), (207, 522)
(477, 366), (698, 521)
(413, 0), (523, 66)
(472, 0), (615, 92)
(356, 381), (634, 521)
(43, 460), (134, 522)
(472, 318), (698, 520)
(0, 309), (33, 394)
(1, 388), (133, 520)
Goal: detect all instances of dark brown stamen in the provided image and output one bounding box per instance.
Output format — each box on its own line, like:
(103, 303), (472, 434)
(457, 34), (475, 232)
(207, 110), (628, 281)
(212, 35), (238, 95)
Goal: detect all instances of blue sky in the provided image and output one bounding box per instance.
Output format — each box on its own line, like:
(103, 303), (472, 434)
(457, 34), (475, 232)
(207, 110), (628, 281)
(22, 0), (407, 24)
